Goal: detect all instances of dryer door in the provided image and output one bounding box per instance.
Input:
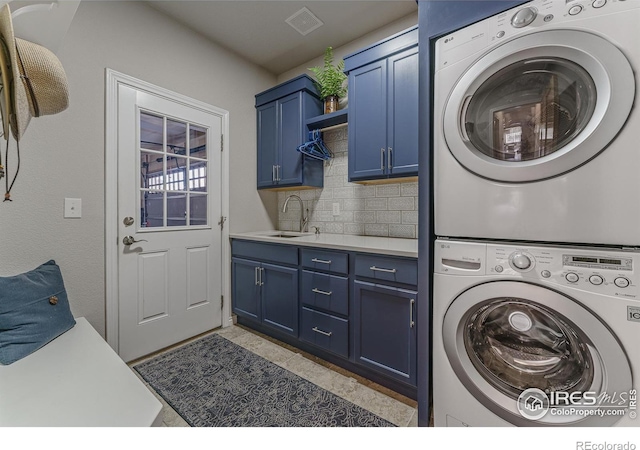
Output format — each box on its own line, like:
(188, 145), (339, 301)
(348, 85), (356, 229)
(442, 281), (632, 426)
(443, 30), (635, 182)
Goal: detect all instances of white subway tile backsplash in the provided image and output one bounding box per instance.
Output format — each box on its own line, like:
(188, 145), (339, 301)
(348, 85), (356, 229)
(365, 198), (388, 211)
(277, 125), (419, 239)
(388, 196), (414, 211)
(375, 184), (400, 197)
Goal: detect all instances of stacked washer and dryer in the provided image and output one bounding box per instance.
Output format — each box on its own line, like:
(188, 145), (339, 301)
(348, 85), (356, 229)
(432, 0), (639, 426)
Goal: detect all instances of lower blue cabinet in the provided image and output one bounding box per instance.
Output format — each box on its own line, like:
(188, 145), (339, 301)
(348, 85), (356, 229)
(353, 280), (417, 385)
(231, 257), (298, 337)
(300, 307), (349, 358)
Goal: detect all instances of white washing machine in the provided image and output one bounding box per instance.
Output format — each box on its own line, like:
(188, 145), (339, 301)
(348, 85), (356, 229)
(433, 238), (639, 427)
(434, 0), (639, 245)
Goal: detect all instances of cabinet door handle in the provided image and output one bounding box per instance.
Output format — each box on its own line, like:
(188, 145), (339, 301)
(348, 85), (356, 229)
(388, 147), (393, 171)
(276, 165), (281, 182)
(272, 165), (275, 182)
(311, 258), (332, 264)
(255, 266), (259, 285)
(369, 266), (397, 274)
(259, 267), (264, 286)
(312, 327), (332, 337)
(410, 298), (415, 328)
(312, 288), (332, 296)
(380, 148), (385, 170)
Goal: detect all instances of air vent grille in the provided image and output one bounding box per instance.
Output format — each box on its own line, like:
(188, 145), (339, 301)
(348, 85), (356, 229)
(285, 7), (323, 36)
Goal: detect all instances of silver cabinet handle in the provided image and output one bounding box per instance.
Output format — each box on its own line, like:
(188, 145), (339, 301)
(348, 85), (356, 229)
(311, 258), (332, 264)
(259, 267), (264, 286)
(370, 266), (397, 273)
(255, 266), (259, 286)
(410, 298), (415, 328)
(276, 165), (281, 182)
(312, 288), (332, 296)
(380, 148), (385, 170)
(312, 327), (332, 337)
(272, 165), (275, 182)
(123, 236), (147, 246)
(388, 147), (393, 171)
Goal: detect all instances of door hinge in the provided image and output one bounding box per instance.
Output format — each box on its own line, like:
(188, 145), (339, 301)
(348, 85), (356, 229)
(220, 295), (224, 310)
(218, 216), (227, 230)
(221, 134), (224, 151)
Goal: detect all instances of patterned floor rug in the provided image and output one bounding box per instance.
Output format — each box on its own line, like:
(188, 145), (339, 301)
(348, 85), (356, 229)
(133, 333), (394, 427)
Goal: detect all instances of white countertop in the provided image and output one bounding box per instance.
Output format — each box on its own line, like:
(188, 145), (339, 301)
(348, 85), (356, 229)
(230, 231), (418, 258)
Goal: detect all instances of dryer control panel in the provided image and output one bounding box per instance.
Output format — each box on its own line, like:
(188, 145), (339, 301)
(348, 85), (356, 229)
(435, 239), (639, 299)
(434, 0), (639, 71)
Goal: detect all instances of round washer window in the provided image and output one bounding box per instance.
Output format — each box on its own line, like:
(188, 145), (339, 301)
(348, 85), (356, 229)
(464, 297), (594, 399)
(464, 58), (597, 162)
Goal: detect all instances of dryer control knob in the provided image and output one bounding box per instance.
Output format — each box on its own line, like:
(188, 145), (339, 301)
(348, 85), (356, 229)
(566, 272), (579, 283)
(511, 7), (537, 28)
(589, 275), (604, 285)
(511, 253), (532, 270)
(614, 277), (630, 288)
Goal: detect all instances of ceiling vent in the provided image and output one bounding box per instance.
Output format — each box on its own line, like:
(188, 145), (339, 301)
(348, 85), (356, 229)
(285, 7), (323, 36)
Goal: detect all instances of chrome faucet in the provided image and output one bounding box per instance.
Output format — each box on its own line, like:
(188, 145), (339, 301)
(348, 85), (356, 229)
(283, 194), (309, 233)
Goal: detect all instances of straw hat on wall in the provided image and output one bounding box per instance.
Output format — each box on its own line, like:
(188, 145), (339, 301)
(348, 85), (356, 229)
(0, 3), (69, 142)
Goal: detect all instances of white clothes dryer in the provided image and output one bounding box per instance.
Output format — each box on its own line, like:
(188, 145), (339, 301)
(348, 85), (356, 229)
(434, 0), (639, 245)
(433, 238), (638, 427)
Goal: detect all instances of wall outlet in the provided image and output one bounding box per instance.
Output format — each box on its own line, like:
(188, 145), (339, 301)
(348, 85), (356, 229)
(332, 202), (340, 216)
(64, 198), (82, 218)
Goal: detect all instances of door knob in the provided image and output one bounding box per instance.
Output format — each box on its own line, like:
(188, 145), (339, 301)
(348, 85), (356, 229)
(123, 236), (147, 246)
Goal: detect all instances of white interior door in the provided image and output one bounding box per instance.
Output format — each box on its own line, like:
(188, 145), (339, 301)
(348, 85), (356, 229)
(117, 85), (223, 362)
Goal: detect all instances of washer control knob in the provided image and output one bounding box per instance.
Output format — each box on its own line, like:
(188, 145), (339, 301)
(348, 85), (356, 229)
(541, 270), (551, 278)
(592, 0), (606, 8)
(589, 275), (604, 285)
(511, 7), (538, 28)
(614, 277), (630, 288)
(565, 272), (579, 283)
(569, 5), (583, 15)
(495, 265), (504, 273)
(511, 253), (532, 270)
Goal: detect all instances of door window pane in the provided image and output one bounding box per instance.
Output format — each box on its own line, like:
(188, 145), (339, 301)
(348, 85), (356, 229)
(139, 110), (209, 229)
(190, 193), (207, 226)
(141, 191), (164, 228)
(167, 193), (187, 227)
(464, 298), (594, 399)
(190, 124), (207, 160)
(141, 152), (164, 189)
(140, 112), (163, 151)
(465, 58), (596, 161)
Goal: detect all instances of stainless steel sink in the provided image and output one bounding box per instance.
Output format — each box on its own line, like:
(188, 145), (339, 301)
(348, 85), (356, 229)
(258, 232), (311, 239)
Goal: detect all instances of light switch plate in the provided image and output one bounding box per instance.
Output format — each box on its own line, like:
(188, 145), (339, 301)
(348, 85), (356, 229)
(64, 198), (82, 218)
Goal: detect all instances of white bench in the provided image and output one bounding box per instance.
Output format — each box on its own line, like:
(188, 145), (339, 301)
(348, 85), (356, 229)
(0, 317), (162, 426)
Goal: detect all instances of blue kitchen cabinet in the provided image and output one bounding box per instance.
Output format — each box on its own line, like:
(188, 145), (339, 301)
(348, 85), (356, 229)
(261, 262), (298, 335)
(231, 242), (299, 337)
(352, 253), (418, 386)
(255, 75), (323, 189)
(345, 27), (419, 182)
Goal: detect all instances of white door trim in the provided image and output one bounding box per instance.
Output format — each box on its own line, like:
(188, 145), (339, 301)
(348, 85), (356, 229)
(105, 69), (231, 353)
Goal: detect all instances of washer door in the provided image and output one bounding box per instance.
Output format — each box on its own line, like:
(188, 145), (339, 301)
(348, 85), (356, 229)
(443, 281), (632, 426)
(443, 30), (635, 182)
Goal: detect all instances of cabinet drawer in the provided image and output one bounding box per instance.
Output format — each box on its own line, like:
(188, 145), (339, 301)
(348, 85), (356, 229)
(231, 240), (298, 266)
(300, 271), (348, 316)
(301, 248), (348, 274)
(300, 307), (348, 358)
(354, 254), (417, 286)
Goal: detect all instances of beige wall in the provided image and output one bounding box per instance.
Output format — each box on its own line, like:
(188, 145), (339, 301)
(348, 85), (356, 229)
(0, 1), (277, 336)
(277, 11), (418, 83)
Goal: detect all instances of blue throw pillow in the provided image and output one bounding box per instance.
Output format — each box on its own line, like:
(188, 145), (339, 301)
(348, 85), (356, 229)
(0, 260), (76, 365)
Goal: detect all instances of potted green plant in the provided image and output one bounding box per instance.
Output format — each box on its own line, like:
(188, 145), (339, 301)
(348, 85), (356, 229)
(309, 46), (347, 114)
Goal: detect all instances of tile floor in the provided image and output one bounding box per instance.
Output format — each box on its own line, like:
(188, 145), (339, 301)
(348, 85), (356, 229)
(130, 324), (419, 427)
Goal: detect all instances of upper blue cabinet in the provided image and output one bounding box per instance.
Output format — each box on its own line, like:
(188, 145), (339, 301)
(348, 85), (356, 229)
(345, 26), (419, 182)
(256, 75), (324, 189)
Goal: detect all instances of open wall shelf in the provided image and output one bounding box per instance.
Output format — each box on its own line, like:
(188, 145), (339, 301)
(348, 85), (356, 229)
(305, 108), (348, 130)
